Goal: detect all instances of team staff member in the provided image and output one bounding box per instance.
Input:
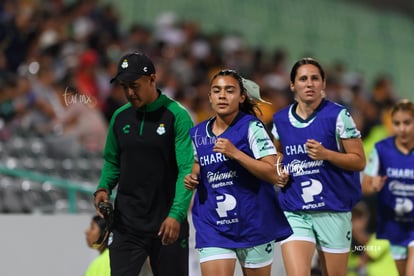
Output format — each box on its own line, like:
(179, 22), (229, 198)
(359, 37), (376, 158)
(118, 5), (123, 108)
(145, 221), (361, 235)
(272, 57), (366, 276)
(362, 99), (414, 276)
(185, 69), (292, 276)
(93, 52), (194, 276)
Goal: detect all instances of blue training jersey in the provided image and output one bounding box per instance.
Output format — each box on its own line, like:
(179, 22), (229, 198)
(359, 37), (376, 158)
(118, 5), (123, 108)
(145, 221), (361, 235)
(190, 112), (292, 248)
(365, 137), (414, 246)
(272, 99), (362, 212)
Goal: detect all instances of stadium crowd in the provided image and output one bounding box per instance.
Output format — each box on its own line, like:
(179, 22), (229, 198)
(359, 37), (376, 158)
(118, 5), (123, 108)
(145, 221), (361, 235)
(0, 1), (409, 275)
(0, 0), (399, 152)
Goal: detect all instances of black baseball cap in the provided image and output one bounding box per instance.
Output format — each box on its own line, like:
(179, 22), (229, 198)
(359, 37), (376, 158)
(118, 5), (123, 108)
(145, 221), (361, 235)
(110, 52), (155, 83)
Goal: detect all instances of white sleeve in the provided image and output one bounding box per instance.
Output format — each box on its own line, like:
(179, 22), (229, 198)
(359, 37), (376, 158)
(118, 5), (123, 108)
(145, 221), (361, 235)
(364, 147), (380, 177)
(336, 109), (361, 139)
(271, 122), (280, 140)
(192, 141), (198, 162)
(248, 120), (276, 159)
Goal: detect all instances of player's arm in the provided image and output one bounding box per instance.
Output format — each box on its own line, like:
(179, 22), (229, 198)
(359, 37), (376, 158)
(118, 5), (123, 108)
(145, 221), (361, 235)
(313, 138), (366, 171)
(233, 152), (277, 184)
(94, 117), (120, 208)
(306, 109), (366, 171)
(214, 120), (278, 184)
(271, 121), (285, 161)
(168, 108), (194, 223)
(184, 143), (200, 190)
(361, 147), (387, 195)
(184, 161), (200, 190)
(158, 107), (194, 245)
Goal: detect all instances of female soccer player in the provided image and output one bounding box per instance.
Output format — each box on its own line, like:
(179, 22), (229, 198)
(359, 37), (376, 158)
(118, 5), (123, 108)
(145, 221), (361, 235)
(184, 69), (292, 276)
(272, 57), (366, 276)
(362, 99), (414, 276)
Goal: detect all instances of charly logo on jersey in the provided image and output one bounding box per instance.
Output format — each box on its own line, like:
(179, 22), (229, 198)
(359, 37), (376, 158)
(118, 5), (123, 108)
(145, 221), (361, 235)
(122, 124), (130, 134)
(156, 124), (166, 135)
(285, 143), (308, 156)
(216, 193), (239, 225)
(180, 238), (188, 249)
(301, 178), (325, 209)
(387, 168), (414, 180)
(200, 153), (229, 166)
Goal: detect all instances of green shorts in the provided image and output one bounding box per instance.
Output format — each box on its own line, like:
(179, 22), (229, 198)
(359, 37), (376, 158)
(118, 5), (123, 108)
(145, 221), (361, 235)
(390, 241), (414, 260)
(198, 242), (275, 268)
(282, 211), (352, 253)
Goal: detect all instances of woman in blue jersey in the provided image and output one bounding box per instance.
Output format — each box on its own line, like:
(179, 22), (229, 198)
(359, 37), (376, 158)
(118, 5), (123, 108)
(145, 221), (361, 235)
(184, 69), (292, 276)
(362, 99), (414, 276)
(271, 57), (366, 276)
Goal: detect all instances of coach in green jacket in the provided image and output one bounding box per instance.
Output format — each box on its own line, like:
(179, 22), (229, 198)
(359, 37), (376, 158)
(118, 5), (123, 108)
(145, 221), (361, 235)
(93, 52), (194, 276)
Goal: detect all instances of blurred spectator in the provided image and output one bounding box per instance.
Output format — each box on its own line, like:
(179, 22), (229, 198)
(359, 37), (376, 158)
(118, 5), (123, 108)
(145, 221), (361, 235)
(91, 3), (120, 51)
(74, 49), (105, 110)
(0, 0), (38, 72)
(362, 107), (393, 159)
(103, 84), (127, 122)
(348, 201), (398, 276)
(27, 60), (63, 134)
(361, 74), (398, 140)
(371, 74), (397, 112)
(0, 74), (57, 136)
(51, 83), (108, 153)
(257, 86), (293, 129)
(349, 83), (379, 139)
(262, 48), (290, 92)
(192, 81), (214, 123)
(124, 24), (153, 54)
(70, 0), (97, 44)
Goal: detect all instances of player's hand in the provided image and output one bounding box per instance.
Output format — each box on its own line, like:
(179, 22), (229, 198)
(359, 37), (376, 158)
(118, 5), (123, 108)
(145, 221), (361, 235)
(305, 139), (326, 160)
(213, 138), (238, 159)
(158, 217), (180, 245)
(275, 169), (290, 188)
(274, 156), (289, 188)
(184, 174), (199, 190)
(94, 189), (109, 217)
(371, 175), (387, 192)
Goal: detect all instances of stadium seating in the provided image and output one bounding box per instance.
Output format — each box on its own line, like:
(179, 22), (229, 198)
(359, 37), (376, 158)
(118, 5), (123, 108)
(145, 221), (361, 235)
(0, 131), (101, 214)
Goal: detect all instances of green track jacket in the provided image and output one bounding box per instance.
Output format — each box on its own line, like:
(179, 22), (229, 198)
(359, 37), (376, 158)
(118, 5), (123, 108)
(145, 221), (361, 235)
(97, 90), (194, 236)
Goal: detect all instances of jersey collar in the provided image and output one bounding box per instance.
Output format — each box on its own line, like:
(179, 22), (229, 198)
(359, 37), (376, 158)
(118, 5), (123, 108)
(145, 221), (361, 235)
(135, 89), (166, 112)
(291, 98), (327, 123)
